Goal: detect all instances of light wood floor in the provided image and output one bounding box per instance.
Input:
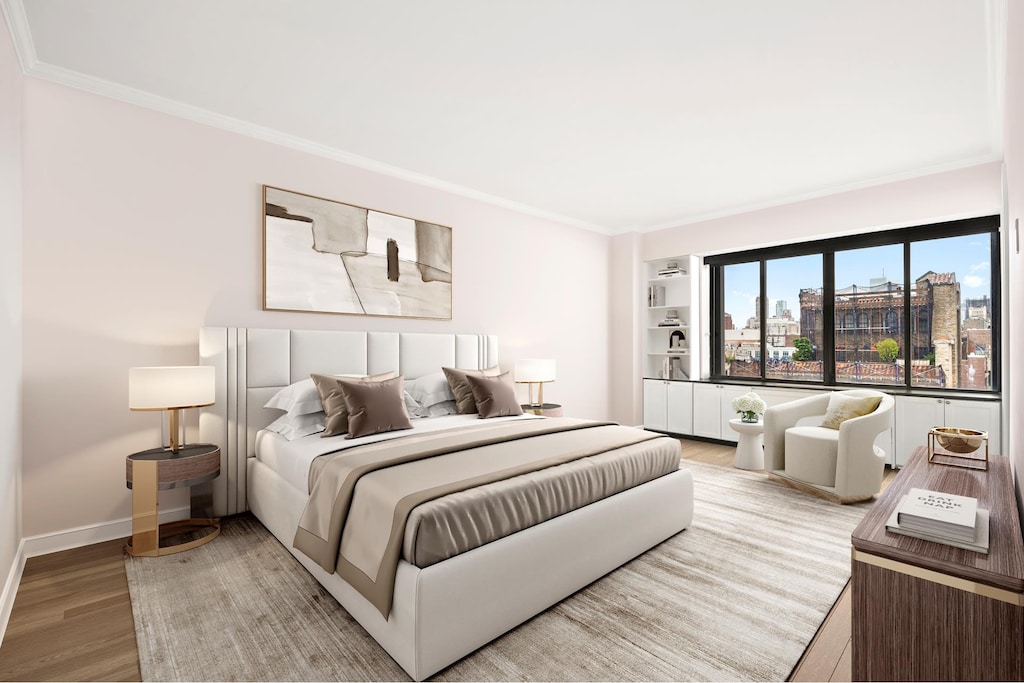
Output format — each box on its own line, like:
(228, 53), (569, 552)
(0, 438), (885, 682)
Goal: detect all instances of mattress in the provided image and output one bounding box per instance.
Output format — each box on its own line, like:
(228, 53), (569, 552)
(256, 416), (681, 570)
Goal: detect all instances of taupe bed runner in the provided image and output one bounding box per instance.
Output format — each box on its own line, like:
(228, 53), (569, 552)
(293, 418), (663, 617)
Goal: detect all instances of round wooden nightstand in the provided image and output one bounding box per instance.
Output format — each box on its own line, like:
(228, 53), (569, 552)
(125, 443), (221, 557)
(521, 403), (564, 417)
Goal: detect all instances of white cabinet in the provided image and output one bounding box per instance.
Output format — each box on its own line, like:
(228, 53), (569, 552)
(692, 383), (724, 439)
(642, 379), (693, 434)
(893, 396), (1001, 467)
(692, 383), (748, 441)
(644, 255), (700, 382)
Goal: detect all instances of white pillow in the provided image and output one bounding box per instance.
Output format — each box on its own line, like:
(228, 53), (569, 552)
(265, 373), (384, 417)
(405, 371), (456, 409)
(424, 400), (458, 417)
(264, 378), (323, 417)
(404, 391), (429, 419)
(264, 411), (326, 440)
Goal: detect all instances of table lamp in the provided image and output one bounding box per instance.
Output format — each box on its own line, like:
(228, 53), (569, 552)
(129, 366), (215, 453)
(514, 359), (556, 408)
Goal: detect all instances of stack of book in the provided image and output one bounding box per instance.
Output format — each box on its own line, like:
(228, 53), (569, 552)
(658, 310), (682, 327)
(647, 284), (666, 307)
(885, 487), (990, 554)
(657, 266), (685, 278)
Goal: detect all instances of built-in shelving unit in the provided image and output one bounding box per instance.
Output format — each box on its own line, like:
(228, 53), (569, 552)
(644, 255), (699, 381)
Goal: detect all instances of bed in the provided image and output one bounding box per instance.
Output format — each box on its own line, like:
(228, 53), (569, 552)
(199, 327), (694, 680)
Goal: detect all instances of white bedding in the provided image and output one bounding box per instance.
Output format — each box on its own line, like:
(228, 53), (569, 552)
(254, 413), (543, 493)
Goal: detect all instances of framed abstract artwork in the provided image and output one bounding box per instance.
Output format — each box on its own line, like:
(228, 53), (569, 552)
(263, 186), (453, 319)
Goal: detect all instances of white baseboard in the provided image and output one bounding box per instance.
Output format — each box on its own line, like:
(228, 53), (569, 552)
(22, 505), (190, 558)
(0, 540), (27, 646)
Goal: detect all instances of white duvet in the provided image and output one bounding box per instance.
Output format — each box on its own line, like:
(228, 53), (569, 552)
(254, 413), (542, 493)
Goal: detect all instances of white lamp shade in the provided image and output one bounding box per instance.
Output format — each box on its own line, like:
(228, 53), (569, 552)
(514, 358), (556, 383)
(129, 366), (215, 410)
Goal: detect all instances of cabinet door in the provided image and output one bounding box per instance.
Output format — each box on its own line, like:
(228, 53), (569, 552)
(894, 396), (945, 467)
(643, 382), (667, 430)
(944, 399), (1001, 453)
(665, 381), (694, 435)
(691, 384), (722, 439)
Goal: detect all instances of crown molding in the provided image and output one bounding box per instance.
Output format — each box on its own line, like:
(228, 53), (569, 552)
(0, 0), (36, 73)
(629, 154), (1004, 235)
(16, 45), (613, 236)
(985, 0), (1007, 151)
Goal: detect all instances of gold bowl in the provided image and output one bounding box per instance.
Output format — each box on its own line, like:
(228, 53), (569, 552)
(933, 427), (986, 454)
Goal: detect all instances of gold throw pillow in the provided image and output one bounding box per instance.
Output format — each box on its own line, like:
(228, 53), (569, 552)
(820, 393), (883, 430)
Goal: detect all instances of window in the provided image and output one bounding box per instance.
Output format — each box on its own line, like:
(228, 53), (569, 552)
(721, 262), (760, 378)
(910, 234), (994, 390)
(835, 245), (903, 386)
(707, 216), (999, 392)
(766, 254), (822, 382)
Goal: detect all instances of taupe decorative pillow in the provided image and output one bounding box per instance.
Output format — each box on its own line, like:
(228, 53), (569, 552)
(338, 375), (414, 439)
(442, 366), (502, 414)
(312, 371), (397, 437)
(465, 371), (524, 419)
(820, 393), (883, 430)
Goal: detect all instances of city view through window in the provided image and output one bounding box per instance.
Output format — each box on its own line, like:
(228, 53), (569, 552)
(721, 233), (994, 391)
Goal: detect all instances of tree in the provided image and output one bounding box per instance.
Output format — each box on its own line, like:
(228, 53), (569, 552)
(792, 337), (813, 361)
(877, 338), (899, 363)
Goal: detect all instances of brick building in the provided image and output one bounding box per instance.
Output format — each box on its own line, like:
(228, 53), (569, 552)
(796, 272), (964, 387)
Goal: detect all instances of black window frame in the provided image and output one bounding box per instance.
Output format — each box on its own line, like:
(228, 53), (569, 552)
(706, 215), (1001, 393)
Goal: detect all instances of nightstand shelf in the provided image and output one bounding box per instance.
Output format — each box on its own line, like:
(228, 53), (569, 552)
(125, 443), (221, 557)
(521, 403), (564, 417)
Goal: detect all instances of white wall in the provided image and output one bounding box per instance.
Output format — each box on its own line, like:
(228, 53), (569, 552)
(20, 78), (611, 539)
(608, 232), (643, 425)
(0, 4), (23, 627)
(642, 162), (1002, 260)
(1004, 1), (1024, 519)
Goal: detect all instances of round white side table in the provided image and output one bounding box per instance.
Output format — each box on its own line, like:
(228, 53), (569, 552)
(729, 418), (765, 470)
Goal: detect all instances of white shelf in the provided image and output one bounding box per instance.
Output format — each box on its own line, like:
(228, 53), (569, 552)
(643, 254), (699, 400)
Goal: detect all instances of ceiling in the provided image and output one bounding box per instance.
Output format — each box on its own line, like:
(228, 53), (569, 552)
(3, 0), (1006, 234)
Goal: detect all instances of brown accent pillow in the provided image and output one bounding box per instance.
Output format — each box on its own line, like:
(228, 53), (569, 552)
(338, 376), (414, 439)
(442, 366), (502, 414)
(312, 371), (397, 437)
(465, 371), (524, 419)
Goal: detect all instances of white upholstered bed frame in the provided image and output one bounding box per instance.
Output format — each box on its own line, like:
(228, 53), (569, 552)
(199, 327), (694, 680)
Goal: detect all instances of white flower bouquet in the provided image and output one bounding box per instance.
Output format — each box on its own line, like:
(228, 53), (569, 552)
(732, 391), (766, 423)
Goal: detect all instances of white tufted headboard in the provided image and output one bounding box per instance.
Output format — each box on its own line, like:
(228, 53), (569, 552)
(198, 328), (499, 516)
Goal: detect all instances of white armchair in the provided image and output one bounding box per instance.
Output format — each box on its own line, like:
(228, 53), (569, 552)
(763, 389), (894, 503)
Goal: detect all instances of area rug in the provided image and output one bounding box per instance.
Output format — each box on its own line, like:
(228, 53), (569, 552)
(125, 461), (870, 681)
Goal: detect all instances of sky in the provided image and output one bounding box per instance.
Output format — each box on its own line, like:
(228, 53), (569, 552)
(724, 234), (992, 325)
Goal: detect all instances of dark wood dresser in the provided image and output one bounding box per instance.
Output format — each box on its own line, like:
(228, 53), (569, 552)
(851, 447), (1024, 681)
